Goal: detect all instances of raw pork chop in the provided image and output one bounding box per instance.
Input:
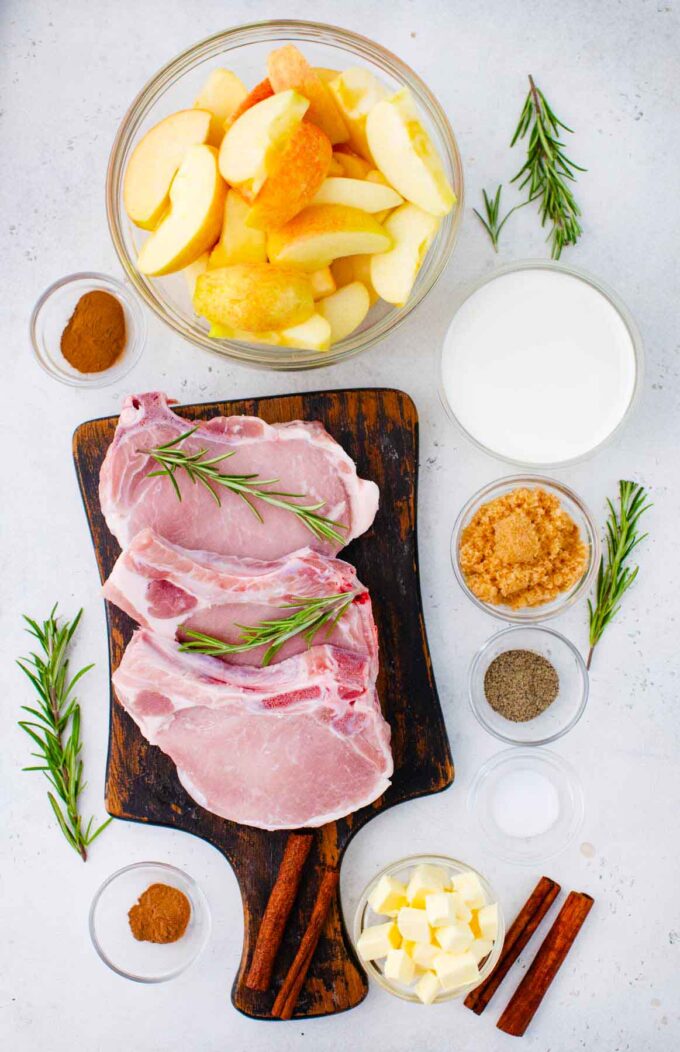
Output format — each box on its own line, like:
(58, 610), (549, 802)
(103, 529), (379, 673)
(112, 630), (393, 829)
(99, 392), (379, 559)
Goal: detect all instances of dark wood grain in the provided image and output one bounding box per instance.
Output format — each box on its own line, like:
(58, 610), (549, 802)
(72, 388), (454, 1020)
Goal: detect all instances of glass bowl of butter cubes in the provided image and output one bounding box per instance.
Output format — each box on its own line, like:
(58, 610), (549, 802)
(353, 855), (504, 1004)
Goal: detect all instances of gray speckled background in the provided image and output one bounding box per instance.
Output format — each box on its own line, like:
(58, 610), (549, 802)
(1, 1), (679, 1049)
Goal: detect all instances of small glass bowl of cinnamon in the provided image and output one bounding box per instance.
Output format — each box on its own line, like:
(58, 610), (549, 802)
(30, 272), (145, 387)
(451, 475), (600, 623)
(89, 861), (210, 982)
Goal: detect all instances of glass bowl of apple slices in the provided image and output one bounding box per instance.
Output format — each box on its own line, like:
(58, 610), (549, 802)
(353, 855), (504, 1004)
(106, 21), (463, 369)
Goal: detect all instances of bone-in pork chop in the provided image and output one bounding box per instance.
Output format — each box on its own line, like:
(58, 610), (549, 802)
(112, 630), (393, 830)
(103, 529), (379, 673)
(99, 392), (379, 559)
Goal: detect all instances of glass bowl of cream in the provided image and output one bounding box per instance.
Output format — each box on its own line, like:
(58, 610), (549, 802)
(439, 261), (643, 467)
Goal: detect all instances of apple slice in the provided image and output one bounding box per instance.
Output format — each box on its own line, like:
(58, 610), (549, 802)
(309, 266), (336, 299)
(194, 262), (314, 331)
(183, 252), (209, 297)
(317, 281), (370, 342)
(137, 145), (226, 276)
(312, 176), (403, 212)
(124, 109), (212, 230)
(267, 44), (348, 144)
(208, 312), (331, 351)
(209, 189), (267, 268)
(224, 78), (274, 130)
(366, 87), (455, 216)
(246, 122), (332, 230)
(268, 204), (391, 270)
(333, 147), (372, 180)
(219, 89), (309, 200)
(331, 255), (379, 305)
(194, 69), (248, 143)
(370, 202), (440, 305)
(328, 67), (388, 161)
(314, 67), (341, 84)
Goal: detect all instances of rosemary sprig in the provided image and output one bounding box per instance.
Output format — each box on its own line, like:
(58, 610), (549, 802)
(17, 606), (112, 860)
(511, 74), (585, 259)
(141, 427), (347, 547)
(587, 481), (651, 670)
(473, 184), (531, 252)
(180, 591), (358, 666)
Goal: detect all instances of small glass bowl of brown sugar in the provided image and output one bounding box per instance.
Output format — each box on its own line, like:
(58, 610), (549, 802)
(451, 475), (599, 623)
(89, 861), (210, 982)
(30, 272), (145, 387)
(469, 626), (589, 746)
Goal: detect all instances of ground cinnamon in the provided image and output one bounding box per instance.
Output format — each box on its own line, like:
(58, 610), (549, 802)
(128, 882), (191, 944)
(60, 289), (126, 373)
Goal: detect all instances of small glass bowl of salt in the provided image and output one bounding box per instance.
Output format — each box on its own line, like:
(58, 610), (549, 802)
(468, 748), (584, 864)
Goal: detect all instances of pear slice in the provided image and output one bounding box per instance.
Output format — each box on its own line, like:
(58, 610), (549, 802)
(268, 204), (392, 270)
(194, 262), (314, 332)
(366, 88), (455, 216)
(218, 89), (309, 200)
(370, 203), (440, 305)
(136, 145), (226, 276)
(123, 108), (213, 230)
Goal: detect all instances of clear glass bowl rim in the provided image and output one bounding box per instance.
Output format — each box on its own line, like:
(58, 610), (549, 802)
(468, 624), (590, 746)
(467, 747), (585, 865)
(438, 257), (644, 468)
(30, 270), (146, 388)
(451, 473), (601, 623)
(105, 19), (464, 371)
(88, 860), (211, 983)
(352, 852), (505, 1003)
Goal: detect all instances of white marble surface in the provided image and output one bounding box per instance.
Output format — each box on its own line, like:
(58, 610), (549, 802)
(2, 1), (679, 1049)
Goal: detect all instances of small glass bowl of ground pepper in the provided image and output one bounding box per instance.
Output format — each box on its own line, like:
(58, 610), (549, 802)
(468, 626), (589, 746)
(451, 475), (599, 623)
(89, 862), (210, 982)
(30, 272), (145, 387)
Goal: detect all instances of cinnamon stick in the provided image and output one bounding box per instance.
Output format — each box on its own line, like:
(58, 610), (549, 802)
(464, 876), (561, 1015)
(497, 890), (594, 1037)
(272, 866), (339, 1020)
(246, 833), (313, 991)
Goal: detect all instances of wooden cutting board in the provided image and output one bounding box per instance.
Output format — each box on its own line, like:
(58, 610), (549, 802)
(72, 387), (453, 1020)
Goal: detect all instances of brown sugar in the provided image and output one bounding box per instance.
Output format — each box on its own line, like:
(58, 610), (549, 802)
(459, 487), (587, 609)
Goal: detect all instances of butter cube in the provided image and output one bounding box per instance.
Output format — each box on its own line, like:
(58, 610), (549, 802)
(397, 906), (431, 944)
(384, 947), (416, 984)
(368, 874), (408, 917)
(433, 951), (480, 992)
(478, 902), (499, 942)
(415, 970), (441, 1005)
(434, 920), (474, 954)
(424, 892), (459, 928)
(450, 892), (473, 924)
(451, 871), (487, 909)
(469, 937), (494, 964)
(406, 864), (449, 907)
(411, 941), (440, 970)
(357, 921), (401, 961)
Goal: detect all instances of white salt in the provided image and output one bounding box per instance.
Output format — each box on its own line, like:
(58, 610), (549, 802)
(491, 768), (560, 838)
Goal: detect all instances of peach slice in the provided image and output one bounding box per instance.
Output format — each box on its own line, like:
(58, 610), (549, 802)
(311, 176), (403, 212)
(183, 252), (210, 297)
(194, 262), (314, 331)
(209, 189), (267, 268)
(194, 69), (247, 142)
(219, 89), (309, 200)
(317, 281), (370, 342)
(268, 204), (391, 270)
(208, 312), (331, 352)
(267, 44), (348, 144)
(333, 147), (372, 180)
(370, 202), (440, 305)
(123, 108), (213, 230)
(309, 266), (336, 299)
(328, 67), (388, 162)
(246, 122), (332, 230)
(137, 145), (226, 276)
(366, 87), (455, 216)
(224, 78), (274, 130)
(330, 255), (379, 305)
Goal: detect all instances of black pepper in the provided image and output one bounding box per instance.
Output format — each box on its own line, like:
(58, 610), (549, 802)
(484, 649), (559, 722)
